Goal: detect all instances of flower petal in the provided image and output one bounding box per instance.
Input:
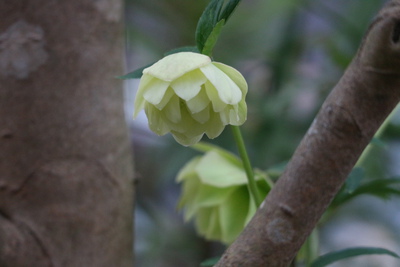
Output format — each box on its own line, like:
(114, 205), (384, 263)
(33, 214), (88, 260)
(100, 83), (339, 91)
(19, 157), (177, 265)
(162, 94), (181, 123)
(195, 151), (247, 187)
(212, 62), (248, 95)
(205, 208), (222, 240)
(204, 112), (225, 139)
(133, 74), (154, 118)
(186, 87), (210, 113)
(205, 81), (227, 112)
(145, 104), (170, 136)
(219, 101), (247, 126)
(219, 108), (230, 125)
(178, 174), (202, 220)
(195, 207), (214, 238)
(236, 100), (247, 125)
(168, 105), (199, 133)
(219, 187), (249, 244)
(176, 156), (202, 182)
(194, 184), (236, 208)
(142, 78), (170, 105)
(144, 52), (211, 81)
(170, 69), (207, 101)
(191, 106), (210, 124)
(195, 207), (222, 240)
(154, 87), (174, 110)
(200, 64), (242, 105)
(231, 101), (247, 125)
(170, 131), (203, 147)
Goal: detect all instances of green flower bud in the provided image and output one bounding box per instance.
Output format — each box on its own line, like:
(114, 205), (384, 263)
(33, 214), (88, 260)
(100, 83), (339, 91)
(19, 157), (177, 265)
(176, 144), (271, 244)
(134, 52), (248, 146)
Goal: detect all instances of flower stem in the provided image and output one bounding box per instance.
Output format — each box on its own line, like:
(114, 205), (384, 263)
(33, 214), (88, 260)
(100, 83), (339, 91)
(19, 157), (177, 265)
(231, 125), (263, 207)
(356, 103), (399, 166)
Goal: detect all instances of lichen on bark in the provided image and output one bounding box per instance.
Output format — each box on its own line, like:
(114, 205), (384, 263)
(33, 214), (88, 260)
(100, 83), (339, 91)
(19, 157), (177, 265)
(0, 20), (48, 79)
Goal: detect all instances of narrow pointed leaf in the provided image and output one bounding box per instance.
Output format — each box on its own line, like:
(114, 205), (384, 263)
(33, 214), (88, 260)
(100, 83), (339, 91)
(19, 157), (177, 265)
(333, 178), (400, 207)
(218, 0), (241, 22)
(345, 167), (365, 193)
(370, 137), (386, 148)
(195, 0), (224, 53)
(202, 19), (225, 56)
(200, 257), (221, 266)
(310, 247), (400, 267)
(117, 63), (153, 79)
(353, 178), (400, 199)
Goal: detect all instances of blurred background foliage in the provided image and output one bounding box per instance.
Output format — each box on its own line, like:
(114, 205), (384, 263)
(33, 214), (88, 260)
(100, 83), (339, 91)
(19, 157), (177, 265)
(124, 0), (400, 266)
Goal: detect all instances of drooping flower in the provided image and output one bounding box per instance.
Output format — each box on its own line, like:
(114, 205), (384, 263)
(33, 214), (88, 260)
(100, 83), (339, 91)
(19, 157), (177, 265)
(133, 52), (248, 146)
(176, 143), (272, 244)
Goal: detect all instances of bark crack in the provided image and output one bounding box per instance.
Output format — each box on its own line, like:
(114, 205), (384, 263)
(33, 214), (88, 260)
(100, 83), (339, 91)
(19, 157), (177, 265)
(20, 222), (55, 267)
(0, 208), (11, 221)
(391, 20), (400, 43)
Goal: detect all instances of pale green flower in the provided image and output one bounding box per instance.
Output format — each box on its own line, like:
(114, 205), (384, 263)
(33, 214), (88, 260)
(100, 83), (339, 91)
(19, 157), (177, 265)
(176, 143), (272, 244)
(133, 52), (248, 146)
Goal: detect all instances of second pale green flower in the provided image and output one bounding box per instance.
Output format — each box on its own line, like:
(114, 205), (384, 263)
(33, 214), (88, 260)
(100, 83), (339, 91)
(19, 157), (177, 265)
(133, 52), (248, 146)
(176, 143), (272, 244)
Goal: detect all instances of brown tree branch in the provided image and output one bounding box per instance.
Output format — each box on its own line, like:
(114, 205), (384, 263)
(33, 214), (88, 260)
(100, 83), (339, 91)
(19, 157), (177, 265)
(215, 1), (400, 266)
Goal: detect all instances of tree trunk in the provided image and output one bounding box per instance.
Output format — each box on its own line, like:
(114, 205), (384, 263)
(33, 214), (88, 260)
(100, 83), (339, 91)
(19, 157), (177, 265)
(216, 1), (400, 266)
(0, 1), (134, 266)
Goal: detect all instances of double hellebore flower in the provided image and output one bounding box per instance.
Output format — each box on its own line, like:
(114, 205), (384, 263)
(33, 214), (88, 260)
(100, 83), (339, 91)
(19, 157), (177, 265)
(133, 52), (248, 146)
(176, 145), (271, 244)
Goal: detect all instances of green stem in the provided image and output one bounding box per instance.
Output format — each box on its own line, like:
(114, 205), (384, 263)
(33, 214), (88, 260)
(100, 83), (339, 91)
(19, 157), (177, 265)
(304, 229), (319, 267)
(356, 103), (400, 166)
(231, 125), (263, 207)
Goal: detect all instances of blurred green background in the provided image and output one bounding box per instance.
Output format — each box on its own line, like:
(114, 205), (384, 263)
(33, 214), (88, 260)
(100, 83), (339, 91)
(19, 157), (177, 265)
(124, 0), (400, 266)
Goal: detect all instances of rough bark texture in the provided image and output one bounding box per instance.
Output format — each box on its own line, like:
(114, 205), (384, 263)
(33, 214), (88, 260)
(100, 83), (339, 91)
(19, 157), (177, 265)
(0, 1), (134, 266)
(216, 1), (400, 266)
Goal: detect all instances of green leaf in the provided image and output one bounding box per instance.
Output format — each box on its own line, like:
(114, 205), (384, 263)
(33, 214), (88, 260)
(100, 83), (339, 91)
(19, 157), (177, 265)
(255, 169), (274, 192)
(370, 137), (386, 148)
(201, 19), (225, 56)
(297, 229), (319, 265)
(116, 63), (153, 80)
(266, 161), (287, 180)
(195, 0), (243, 55)
(345, 167), (365, 193)
(200, 256), (220, 266)
(333, 178), (400, 207)
(352, 178), (400, 199)
(218, 0), (242, 22)
(195, 0), (224, 53)
(310, 247), (400, 267)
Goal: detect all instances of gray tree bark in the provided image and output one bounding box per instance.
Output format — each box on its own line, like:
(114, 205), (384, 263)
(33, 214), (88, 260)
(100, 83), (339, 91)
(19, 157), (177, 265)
(216, 1), (400, 266)
(0, 1), (134, 266)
